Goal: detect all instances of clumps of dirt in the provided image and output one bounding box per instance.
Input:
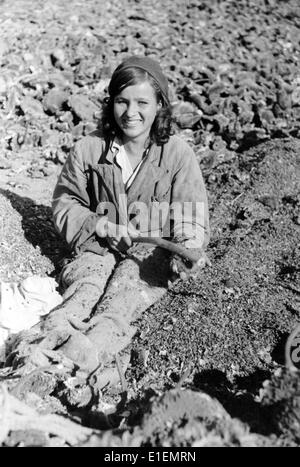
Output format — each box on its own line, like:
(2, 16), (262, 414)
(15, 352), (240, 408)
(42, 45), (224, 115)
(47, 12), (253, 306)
(1, 0), (300, 448)
(0, 0), (299, 174)
(10, 369), (58, 401)
(260, 367), (300, 444)
(81, 388), (278, 447)
(130, 138), (300, 386)
(137, 388), (266, 447)
(170, 0), (300, 153)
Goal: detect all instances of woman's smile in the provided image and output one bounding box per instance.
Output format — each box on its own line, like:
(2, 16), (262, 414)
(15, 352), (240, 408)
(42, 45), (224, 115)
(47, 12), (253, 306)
(113, 81), (161, 143)
(122, 118), (142, 127)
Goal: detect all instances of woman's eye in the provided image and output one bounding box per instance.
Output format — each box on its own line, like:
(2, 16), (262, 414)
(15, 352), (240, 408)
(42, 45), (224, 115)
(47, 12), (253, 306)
(115, 98), (126, 104)
(138, 101), (147, 105)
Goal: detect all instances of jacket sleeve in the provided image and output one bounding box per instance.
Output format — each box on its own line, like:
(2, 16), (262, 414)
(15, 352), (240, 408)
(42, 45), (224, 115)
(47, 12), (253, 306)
(170, 143), (210, 249)
(52, 141), (100, 254)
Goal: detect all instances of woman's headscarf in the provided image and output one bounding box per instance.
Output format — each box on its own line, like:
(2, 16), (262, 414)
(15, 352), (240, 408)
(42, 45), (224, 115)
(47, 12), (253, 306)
(109, 55), (169, 104)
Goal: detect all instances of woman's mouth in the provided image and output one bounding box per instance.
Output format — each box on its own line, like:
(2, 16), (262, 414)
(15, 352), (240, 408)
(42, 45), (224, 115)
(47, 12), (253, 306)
(122, 119), (142, 127)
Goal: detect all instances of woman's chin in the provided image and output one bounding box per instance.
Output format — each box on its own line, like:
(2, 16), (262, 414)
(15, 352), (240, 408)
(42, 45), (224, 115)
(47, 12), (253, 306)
(122, 128), (145, 140)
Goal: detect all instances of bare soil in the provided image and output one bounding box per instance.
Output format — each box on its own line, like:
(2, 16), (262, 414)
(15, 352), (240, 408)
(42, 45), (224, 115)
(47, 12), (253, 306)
(0, 0), (300, 447)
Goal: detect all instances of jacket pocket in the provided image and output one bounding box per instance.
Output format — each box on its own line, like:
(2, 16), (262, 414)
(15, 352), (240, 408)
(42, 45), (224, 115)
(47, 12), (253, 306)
(152, 171), (172, 202)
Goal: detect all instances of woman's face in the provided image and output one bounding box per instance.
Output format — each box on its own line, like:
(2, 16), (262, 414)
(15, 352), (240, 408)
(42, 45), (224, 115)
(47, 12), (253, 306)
(113, 80), (161, 143)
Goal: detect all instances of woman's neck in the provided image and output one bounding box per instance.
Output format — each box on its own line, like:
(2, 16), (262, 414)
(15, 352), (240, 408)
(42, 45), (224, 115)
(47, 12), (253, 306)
(122, 135), (150, 157)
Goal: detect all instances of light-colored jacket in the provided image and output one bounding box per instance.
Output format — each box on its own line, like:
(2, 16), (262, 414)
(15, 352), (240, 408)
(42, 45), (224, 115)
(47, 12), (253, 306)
(52, 132), (209, 255)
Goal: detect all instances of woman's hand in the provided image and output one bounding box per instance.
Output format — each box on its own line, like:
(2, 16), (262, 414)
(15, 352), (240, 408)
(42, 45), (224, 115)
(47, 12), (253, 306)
(170, 238), (211, 281)
(170, 251), (210, 280)
(96, 217), (139, 253)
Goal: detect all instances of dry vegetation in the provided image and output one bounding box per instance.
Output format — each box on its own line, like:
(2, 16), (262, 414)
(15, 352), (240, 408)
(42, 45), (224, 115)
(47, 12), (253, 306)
(0, 0), (300, 447)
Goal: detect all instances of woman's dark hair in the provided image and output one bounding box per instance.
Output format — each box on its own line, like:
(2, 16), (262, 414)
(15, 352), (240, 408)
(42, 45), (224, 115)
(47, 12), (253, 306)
(99, 67), (173, 145)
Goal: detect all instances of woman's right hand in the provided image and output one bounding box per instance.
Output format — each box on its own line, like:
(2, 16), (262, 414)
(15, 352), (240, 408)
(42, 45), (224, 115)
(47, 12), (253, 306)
(96, 217), (138, 252)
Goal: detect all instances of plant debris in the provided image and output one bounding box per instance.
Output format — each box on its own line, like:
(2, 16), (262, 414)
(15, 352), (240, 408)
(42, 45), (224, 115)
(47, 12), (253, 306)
(0, 0), (300, 448)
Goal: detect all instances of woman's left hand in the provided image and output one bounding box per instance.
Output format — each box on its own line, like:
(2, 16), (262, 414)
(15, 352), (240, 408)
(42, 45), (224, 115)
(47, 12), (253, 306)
(170, 240), (211, 281)
(96, 216), (139, 253)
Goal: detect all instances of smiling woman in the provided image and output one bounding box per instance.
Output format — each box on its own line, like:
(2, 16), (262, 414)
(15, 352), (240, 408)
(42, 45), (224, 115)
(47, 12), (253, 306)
(101, 56), (172, 147)
(42, 56), (210, 379)
(113, 81), (162, 162)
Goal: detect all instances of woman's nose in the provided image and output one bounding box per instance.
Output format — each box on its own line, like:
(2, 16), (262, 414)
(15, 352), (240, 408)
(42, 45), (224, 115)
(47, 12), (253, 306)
(126, 102), (138, 117)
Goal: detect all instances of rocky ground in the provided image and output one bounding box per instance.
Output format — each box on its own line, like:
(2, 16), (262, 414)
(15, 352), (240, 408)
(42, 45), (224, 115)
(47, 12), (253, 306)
(0, 0), (300, 447)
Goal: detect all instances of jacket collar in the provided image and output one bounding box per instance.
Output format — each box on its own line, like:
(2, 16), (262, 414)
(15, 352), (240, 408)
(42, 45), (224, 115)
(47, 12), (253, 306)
(104, 138), (119, 164)
(104, 137), (162, 166)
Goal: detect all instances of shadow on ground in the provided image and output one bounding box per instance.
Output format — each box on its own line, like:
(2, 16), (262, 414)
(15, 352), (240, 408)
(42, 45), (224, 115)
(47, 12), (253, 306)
(193, 368), (273, 435)
(0, 188), (70, 275)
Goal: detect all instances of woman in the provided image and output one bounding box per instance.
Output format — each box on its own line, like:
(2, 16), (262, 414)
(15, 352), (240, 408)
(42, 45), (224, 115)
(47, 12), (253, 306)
(35, 56), (210, 383)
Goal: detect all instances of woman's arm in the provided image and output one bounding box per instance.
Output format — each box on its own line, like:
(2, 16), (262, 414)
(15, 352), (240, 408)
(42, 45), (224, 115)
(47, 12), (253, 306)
(167, 141), (210, 279)
(170, 143), (210, 250)
(52, 141), (100, 254)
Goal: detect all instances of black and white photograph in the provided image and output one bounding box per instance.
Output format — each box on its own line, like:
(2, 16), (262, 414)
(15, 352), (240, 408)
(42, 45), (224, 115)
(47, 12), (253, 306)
(0, 0), (299, 451)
